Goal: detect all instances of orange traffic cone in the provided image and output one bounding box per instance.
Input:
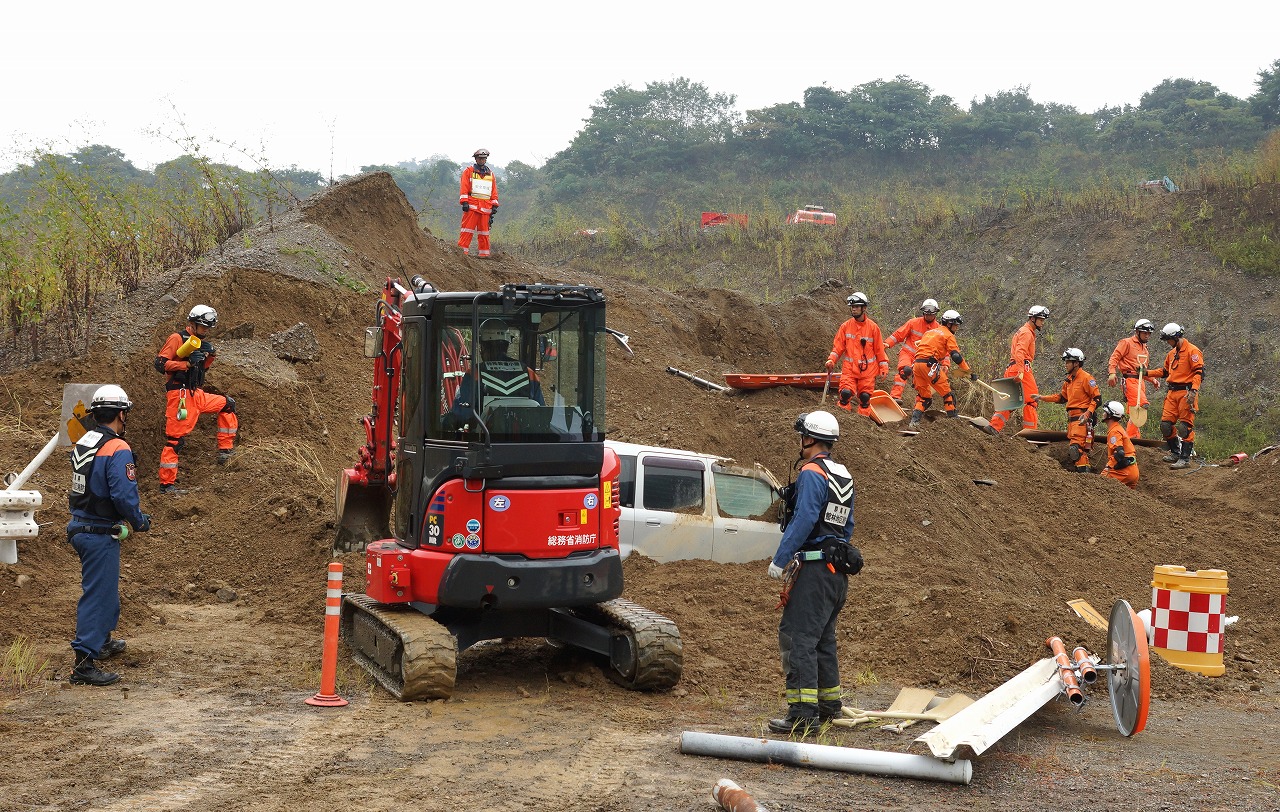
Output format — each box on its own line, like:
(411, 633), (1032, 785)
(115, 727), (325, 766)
(305, 562), (349, 707)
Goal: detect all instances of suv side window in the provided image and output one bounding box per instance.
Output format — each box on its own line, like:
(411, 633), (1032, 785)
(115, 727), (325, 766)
(713, 469), (777, 520)
(641, 456), (704, 514)
(617, 454), (637, 508)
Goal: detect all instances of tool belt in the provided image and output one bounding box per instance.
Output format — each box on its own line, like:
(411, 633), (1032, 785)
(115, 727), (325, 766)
(915, 357), (937, 365)
(1122, 372), (1140, 379)
(1167, 382), (1192, 390)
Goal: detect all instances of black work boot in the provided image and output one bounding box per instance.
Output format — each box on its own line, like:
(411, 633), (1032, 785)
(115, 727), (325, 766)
(159, 483), (188, 495)
(908, 409), (923, 429)
(70, 654), (120, 687)
(767, 706), (821, 736)
(95, 638), (126, 659)
(217, 449), (233, 465)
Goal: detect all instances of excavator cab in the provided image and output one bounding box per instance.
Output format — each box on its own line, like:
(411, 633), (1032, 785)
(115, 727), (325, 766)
(336, 279), (682, 700)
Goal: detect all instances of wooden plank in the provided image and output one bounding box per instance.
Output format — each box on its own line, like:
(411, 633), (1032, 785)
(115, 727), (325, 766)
(1067, 599), (1109, 631)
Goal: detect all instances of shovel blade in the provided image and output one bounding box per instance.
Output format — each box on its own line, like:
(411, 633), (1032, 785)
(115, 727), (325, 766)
(1129, 405), (1148, 427)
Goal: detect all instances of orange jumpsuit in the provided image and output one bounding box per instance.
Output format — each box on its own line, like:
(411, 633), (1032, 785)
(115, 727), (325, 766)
(154, 331), (238, 486)
(1107, 335), (1156, 439)
(1100, 421), (1139, 488)
(1039, 367), (1101, 471)
(1147, 338), (1204, 453)
(827, 316), (889, 415)
(911, 326), (970, 414)
(989, 321), (1040, 432)
(458, 164), (498, 257)
(883, 315), (936, 400)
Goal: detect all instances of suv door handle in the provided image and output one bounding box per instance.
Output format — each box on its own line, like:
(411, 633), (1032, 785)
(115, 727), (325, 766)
(645, 520), (662, 527)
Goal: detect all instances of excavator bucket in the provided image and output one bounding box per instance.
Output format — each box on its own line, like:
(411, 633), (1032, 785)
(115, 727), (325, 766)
(334, 467), (393, 553)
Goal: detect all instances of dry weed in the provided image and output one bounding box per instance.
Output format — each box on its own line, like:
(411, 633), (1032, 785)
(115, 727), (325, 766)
(228, 438), (331, 487)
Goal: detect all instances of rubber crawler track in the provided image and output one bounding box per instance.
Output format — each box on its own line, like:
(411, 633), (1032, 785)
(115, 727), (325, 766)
(583, 598), (684, 691)
(342, 593), (458, 701)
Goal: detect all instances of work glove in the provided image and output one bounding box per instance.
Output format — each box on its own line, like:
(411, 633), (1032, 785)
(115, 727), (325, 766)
(135, 514), (152, 533)
(489, 208), (497, 223)
(897, 366), (909, 379)
(768, 562), (784, 580)
(1107, 373), (1117, 387)
(824, 359), (835, 371)
(188, 350), (208, 366)
(461, 201), (470, 211)
(491, 203), (498, 211)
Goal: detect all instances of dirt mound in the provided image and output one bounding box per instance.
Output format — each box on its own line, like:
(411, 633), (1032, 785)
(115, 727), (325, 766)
(2, 170), (1272, 705)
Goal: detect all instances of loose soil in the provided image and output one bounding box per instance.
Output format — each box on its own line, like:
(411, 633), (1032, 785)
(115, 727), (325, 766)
(1, 173), (1277, 811)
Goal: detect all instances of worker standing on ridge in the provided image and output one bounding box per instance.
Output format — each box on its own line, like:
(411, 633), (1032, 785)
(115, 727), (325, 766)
(458, 148), (498, 258)
(66, 385), (151, 687)
(1033, 348), (1102, 473)
(883, 298), (940, 404)
(825, 292), (889, 416)
(1098, 400), (1139, 488)
(989, 306), (1049, 433)
(1144, 322), (1204, 470)
(767, 411), (860, 737)
(907, 309), (975, 428)
(154, 305), (238, 494)
(1107, 319), (1160, 440)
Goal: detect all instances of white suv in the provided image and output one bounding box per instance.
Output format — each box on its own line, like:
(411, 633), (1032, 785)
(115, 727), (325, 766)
(605, 440), (783, 564)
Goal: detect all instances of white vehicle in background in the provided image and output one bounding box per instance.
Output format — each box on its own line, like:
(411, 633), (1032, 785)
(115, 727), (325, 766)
(605, 440), (782, 564)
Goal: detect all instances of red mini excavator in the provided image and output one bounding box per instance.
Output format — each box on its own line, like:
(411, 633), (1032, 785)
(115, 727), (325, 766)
(335, 276), (682, 700)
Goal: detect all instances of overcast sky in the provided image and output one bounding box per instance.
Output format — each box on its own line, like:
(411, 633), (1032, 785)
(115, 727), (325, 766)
(4, 1), (1276, 176)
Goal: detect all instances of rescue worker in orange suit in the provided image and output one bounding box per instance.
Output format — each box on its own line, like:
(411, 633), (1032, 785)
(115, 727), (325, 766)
(1098, 400), (1139, 488)
(67, 385), (151, 686)
(1107, 319), (1160, 440)
(825, 292), (889, 416)
(989, 306), (1049, 433)
(154, 305), (238, 494)
(1032, 348), (1102, 473)
(767, 411), (859, 736)
(458, 148), (498, 257)
(907, 310), (974, 428)
(883, 298), (940, 403)
(1144, 322), (1205, 470)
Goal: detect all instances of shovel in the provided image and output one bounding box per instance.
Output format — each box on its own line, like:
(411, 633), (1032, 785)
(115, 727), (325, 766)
(821, 369), (832, 405)
(1130, 357), (1148, 427)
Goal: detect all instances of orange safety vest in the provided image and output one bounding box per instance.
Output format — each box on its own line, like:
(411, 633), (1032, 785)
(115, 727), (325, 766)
(1040, 367), (1102, 414)
(828, 316), (889, 375)
(1148, 339), (1204, 388)
(914, 327), (969, 374)
(1108, 335), (1153, 377)
(459, 165), (498, 208)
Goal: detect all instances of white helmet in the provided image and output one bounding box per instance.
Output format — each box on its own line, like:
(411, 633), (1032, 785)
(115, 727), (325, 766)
(479, 319), (513, 345)
(1160, 322), (1184, 340)
(794, 411), (839, 444)
(1062, 347), (1085, 363)
(1027, 305), (1050, 319)
(846, 291), (869, 307)
(473, 148), (490, 159)
(920, 298), (939, 314)
(1134, 318), (1155, 332)
(1101, 400), (1125, 420)
(940, 309), (962, 326)
(188, 304), (218, 328)
(91, 384), (133, 413)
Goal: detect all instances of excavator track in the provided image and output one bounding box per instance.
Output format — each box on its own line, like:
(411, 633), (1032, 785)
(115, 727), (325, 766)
(341, 593), (458, 701)
(579, 598), (683, 691)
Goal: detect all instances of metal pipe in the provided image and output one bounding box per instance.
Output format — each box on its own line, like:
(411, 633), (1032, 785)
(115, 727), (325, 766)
(680, 731), (972, 785)
(5, 434), (60, 492)
(712, 779), (769, 812)
(665, 366), (730, 393)
(1046, 637), (1085, 705)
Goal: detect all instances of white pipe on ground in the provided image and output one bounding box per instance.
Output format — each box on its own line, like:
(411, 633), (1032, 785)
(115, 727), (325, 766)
(680, 731), (972, 785)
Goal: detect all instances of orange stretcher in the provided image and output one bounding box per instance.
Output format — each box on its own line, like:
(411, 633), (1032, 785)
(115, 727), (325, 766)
(723, 373), (829, 390)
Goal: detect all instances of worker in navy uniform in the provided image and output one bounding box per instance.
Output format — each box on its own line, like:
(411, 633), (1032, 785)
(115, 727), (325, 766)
(66, 385), (151, 686)
(449, 320), (545, 425)
(767, 411), (860, 736)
